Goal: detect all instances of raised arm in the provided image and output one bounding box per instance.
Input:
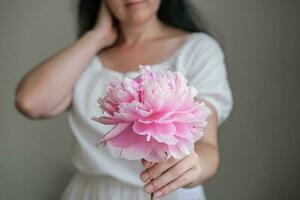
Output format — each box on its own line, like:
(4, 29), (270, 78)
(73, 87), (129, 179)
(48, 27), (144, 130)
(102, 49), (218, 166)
(15, 1), (117, 119)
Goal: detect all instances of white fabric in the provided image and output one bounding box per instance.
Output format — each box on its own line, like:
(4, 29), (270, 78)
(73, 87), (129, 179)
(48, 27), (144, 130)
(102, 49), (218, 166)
(61, 32), (233, 200)
(61, 172), (206, 200)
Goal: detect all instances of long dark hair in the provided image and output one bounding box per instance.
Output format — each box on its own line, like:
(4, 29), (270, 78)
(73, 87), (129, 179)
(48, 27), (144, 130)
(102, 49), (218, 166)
(77, 0), (209, 37)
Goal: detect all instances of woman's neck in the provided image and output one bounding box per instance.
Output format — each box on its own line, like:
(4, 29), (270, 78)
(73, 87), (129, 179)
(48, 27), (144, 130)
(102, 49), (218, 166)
(117, 16), (167, 46)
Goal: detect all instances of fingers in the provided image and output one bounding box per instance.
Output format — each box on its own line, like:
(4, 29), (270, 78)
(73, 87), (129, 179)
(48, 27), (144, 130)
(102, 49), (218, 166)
(153, 168), (199, 198)
(141, 159), (154, 169)
(140, 157), (179, 182)
(100, 1), (110, 18)
(143, 156), (194, 194)
(96, 0), (113, 25)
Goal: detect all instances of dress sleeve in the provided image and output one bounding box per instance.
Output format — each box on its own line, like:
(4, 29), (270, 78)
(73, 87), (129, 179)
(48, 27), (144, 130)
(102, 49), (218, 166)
(184, 33), (233, 125)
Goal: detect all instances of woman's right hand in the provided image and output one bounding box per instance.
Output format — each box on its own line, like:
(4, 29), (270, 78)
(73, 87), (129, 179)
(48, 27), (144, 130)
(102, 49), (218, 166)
(15, 1), (119, 119)
(93, 1), (118, 49)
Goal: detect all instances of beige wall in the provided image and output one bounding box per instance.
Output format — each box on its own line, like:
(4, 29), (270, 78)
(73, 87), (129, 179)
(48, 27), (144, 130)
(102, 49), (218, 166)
(1, 0), (299, 199)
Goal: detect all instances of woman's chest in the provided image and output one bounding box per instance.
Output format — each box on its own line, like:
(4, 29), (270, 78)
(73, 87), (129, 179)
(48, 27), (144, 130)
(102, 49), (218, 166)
(97, 39), (185, 73)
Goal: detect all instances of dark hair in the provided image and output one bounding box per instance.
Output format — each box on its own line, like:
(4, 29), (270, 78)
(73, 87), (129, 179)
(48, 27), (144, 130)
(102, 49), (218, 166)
(77, 0), (208, 37)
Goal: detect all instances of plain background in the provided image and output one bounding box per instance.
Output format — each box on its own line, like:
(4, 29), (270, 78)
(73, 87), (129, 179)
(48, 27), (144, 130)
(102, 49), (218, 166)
(1, 0), (299, 199)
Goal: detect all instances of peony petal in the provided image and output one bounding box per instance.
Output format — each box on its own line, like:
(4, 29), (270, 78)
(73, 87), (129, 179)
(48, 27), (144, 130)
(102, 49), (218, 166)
(108, 125), (140, 148)
(168, 145), (185, 160)
(96, 122), (131, 144)
(132, 121), (149, 135)
(91, 116), (120, 125)
(147, 143), (171, 162)
(133, 121), (178, 144)
(139, 111), (175, 124)
(173, 123), (194, 141)
(114, 112), (139, 122)
(105, 125), (158, 160)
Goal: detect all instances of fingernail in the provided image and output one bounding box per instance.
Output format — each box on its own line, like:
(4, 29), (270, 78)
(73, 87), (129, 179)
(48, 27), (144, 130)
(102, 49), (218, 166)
(154, 191), (162, 197)
(141, 172), (150, 182)
(144, 184), (153, 193)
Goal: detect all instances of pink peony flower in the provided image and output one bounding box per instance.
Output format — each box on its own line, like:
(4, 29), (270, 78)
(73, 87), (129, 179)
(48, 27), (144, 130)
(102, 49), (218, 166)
(92, 65), (211, 162)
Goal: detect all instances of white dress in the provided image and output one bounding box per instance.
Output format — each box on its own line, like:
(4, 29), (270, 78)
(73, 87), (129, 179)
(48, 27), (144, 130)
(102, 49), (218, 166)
(60, 32), (233, 200)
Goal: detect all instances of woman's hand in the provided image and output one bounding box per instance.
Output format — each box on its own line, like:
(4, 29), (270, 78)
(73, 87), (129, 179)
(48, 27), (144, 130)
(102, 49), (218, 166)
(138, 99), (219, 198)
(140, 151), (203, 198)
(92, 1), (118, 48)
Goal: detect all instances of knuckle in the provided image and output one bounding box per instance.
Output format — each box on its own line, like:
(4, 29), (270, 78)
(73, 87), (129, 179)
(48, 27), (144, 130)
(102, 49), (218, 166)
(194, 164), (202, 175)
(197, 165), (202, 174)
(159, 187), (168, 196)
(170, 157), (178, 164)
(149, 165), (160, 178)
(178, 176), (189, 186)
(147, 169), (154, 179)
(190, 153), (199, 163)
(193, 151), (199, 158)
(152, 179), (162, 190)
(170, 167), (181, 177)
(169, 182), (179, 193)
(161, 184), (174, 195)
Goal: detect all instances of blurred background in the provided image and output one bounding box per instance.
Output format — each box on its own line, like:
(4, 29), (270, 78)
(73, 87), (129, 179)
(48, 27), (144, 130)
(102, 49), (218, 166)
(0, 0), (299, 199)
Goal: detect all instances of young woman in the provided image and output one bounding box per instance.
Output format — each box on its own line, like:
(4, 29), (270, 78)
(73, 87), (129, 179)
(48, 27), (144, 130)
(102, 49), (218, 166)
(15, 0), (233, 199)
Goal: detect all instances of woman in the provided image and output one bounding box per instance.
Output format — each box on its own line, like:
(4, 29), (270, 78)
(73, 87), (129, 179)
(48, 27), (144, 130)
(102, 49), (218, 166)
(15, 0), (233, 199)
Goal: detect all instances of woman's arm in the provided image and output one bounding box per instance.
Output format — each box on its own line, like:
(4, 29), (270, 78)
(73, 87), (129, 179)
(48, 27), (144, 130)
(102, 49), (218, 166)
(188, 99), (219, 185)
(15, 1), (116, 119)
(139, 99), (219, 198)
(15, 31), (105, 119)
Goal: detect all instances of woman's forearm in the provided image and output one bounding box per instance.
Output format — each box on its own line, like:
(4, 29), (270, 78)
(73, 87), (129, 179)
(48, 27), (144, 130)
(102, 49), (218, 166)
(15, 30), (106, 118)
(187, 98), (220, 187)
(193, 141), (220, 185)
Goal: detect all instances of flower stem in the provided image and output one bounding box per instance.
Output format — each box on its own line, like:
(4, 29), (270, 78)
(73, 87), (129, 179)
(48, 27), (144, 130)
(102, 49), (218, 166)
(150, 193), (154, 200)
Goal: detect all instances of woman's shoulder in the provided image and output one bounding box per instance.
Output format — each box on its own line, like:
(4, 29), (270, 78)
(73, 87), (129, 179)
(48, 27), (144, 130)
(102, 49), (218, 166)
(185, 32), (224, 55)
(179, 32), (225, 65)
(175, 32), (225, 75)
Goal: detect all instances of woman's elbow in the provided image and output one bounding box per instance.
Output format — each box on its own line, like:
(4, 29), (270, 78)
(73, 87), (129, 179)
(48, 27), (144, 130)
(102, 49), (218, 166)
(15, 92), (42, 119)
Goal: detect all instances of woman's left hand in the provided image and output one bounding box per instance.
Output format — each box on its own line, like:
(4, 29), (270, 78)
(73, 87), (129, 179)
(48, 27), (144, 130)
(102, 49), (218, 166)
(140, 151), (202, 198)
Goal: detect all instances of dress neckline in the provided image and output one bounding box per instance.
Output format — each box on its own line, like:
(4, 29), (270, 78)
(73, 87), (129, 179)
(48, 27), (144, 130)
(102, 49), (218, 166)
(94, 32), (198, 76)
